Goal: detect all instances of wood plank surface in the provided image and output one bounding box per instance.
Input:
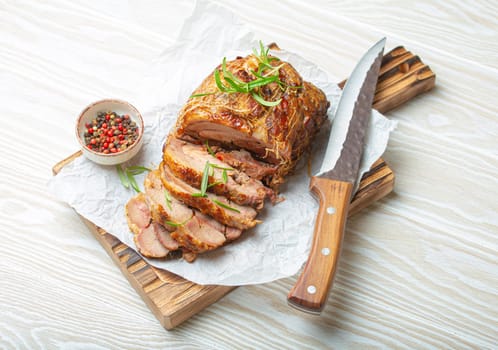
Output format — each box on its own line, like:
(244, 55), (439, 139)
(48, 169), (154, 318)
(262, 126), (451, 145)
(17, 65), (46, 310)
(2, 1), (497, 348)
(51, 47), (433, 329)
(52, 154), (394, 330)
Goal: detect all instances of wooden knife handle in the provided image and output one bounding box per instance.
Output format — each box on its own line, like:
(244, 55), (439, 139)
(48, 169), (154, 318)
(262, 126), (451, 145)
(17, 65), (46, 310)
(287, 176), (353, 314)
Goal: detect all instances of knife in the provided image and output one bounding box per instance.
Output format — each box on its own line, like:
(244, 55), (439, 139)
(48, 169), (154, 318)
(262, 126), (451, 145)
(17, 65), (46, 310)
(287, 38), (386, 314)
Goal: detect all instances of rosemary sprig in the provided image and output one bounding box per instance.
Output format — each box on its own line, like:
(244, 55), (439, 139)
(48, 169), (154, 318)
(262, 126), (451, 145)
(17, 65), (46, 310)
(116, 165), (152, 193)
(190, 92), (216, 98)
(212, 199), (241, 213)
(199, 161), (211, 196)
(205, 140), (216, 157)
(187, 160), (241, 213)
(126, 166), (152, 174)
(251, 91), (281, 107)
(190, 40), (287, 107)
(164, 189), (173, 211)
(192, 161), (233, 197)
(127, 172), (141, 193)
(164, 216), (192, 227)
(209, 164), (234, 171)
(117, 165), (129, 189)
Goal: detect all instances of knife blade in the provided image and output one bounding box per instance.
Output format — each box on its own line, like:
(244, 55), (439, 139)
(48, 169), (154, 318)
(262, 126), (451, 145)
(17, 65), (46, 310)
(287, 38), (386, 314)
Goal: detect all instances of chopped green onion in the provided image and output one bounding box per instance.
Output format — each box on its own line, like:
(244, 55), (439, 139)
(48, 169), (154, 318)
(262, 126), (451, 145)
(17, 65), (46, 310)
(222, 169), (228, 184)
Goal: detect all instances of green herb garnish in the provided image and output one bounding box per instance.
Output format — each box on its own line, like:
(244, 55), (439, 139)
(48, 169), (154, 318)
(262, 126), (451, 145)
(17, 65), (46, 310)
(116, 165), (152, 193)
(212, 199), (241, 213)
(191, 192), (207, 197)
(192, 161), (232, 196)
(190, 92), (216, 98)
(164, 216), (192, 227)
(190, 40), (290, 107)
(126, 166), (152, 174)
(164, 189), (173, 211)
(205, 140), (216, 157)
(117, 164), (129, 189)
(208, 164), (234, 171)
(199, 161), (211, 196)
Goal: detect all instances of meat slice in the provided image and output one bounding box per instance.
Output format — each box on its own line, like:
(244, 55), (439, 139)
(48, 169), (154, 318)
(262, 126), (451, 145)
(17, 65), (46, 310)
(195, 211), (243, 242)
(134, 223), (171, 258)
(160, 162), (259, 230)
(125, 193), (151, 235)
(126, 193), (177, 258)
(214, 148), (277, 182)
(144, 169), (193, 230)
(144, 168), (243, 254)
(155, 223), (180, 251)
(174, 54), (329, 189)
(182, 250), (197, 263)
(171, 213), (227, 254)
(224, 226), (243, 241)
(163, 137), (275, 209)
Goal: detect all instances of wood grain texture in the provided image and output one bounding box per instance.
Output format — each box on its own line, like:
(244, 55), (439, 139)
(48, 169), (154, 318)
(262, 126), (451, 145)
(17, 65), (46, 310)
(1, 0), (497, 348)
(288, 178), (353, 313)
(339, 47), (436, 114)
(50, 44), (424, 330)
(51, 151), (394, 329)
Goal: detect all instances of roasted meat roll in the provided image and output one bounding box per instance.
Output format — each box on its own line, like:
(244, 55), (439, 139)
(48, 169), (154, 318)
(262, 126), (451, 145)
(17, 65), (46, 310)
(174, 53), (329, 189)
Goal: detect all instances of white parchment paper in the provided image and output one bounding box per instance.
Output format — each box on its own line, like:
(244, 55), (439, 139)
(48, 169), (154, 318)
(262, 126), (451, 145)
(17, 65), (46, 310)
(48, 1), (396, 286)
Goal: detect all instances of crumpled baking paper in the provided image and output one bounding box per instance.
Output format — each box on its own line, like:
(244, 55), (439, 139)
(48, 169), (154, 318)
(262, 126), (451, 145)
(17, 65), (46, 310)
(48, 1), (396, 286)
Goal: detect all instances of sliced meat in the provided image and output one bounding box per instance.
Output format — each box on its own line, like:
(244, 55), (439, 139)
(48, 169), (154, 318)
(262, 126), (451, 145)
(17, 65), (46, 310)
(125, 193), (151, 235)
(155, 223), (180, 251)
(214, 148), (277, 182)
(163, 137), (275, 209)
(160, 162), (259, 230)
(145, 168), (243, 249)
(182, 250), (197, 263)
(144, 169), (193, 230)
(225, 226), (243, 241)
(195, 211), (243, 242)
(171, 214), (227, 254)
(174, 54), (329, 190)
(134, 223), (171, 258)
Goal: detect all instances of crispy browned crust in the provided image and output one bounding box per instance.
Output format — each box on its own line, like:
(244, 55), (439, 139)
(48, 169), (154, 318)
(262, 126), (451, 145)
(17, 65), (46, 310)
(159, 162), (259, 230)
(173, 54), (329, 190)
(162, 137), (274, 210)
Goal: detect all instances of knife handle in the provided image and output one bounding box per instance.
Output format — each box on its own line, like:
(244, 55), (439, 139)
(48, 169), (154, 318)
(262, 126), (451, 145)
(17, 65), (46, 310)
(287, 176), (353, 314)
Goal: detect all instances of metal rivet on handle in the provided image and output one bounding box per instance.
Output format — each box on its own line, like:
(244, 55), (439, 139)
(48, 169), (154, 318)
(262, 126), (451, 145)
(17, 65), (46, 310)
(321, 247), (330, 256)
(307, 285), (317, 294)
(327, 206), (336, 215)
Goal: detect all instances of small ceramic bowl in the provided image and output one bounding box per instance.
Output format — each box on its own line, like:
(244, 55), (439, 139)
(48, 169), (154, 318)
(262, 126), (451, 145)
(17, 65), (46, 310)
(76, 99), (144, 166)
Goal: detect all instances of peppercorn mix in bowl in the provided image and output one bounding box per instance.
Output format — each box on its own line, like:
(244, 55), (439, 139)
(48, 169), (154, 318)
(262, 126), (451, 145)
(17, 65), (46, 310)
(76, 99), (144, 166)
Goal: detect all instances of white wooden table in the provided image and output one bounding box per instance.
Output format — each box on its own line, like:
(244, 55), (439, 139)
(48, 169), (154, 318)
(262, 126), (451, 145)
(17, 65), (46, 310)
(1, 1), (497, 348)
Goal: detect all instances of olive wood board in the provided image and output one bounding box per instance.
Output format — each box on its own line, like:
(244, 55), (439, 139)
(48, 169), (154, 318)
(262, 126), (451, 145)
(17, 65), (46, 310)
(52, 46), (435, 330)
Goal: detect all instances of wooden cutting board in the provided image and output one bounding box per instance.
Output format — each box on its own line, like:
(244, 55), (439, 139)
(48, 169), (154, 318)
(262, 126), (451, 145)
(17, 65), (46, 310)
(52, 46), (435, 330)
